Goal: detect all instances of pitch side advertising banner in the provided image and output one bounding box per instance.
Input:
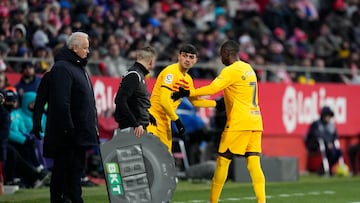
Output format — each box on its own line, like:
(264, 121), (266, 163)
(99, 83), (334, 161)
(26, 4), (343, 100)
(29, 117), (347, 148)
(259, 83), (360, 137)
(7, 73), (360, 137)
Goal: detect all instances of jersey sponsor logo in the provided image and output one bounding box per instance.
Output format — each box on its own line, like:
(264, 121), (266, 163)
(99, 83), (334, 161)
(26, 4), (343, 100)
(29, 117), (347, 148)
(164, 74), (173, 84)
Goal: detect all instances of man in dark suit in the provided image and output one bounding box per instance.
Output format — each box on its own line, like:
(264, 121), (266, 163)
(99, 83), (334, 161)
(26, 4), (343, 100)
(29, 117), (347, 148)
(44, 32), (99, 203)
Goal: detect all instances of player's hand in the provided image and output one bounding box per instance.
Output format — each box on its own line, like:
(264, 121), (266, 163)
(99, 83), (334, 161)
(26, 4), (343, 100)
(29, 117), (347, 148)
(174, 119), (185, 136)
(215, 97), (225, 112)
(171, 87), (190, 101)
(149, 113), (157, 126)
(134, 125), (145, 137)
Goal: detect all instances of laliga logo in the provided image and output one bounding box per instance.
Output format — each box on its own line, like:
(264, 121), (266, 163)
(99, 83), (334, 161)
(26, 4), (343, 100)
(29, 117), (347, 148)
(282, 86), (346, 133)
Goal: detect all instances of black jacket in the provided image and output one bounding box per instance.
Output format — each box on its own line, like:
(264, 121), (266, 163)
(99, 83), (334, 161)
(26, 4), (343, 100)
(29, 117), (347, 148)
(305, 119), (338, 152)
(114, 62), (150, 129)
(44, 47), (99, 157)
(32, 71), (50, 131)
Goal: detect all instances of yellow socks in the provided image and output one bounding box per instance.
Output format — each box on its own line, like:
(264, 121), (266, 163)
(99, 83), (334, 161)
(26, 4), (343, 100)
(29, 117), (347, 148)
(209, 156), (231, 203)
(247, 156), (266, 203)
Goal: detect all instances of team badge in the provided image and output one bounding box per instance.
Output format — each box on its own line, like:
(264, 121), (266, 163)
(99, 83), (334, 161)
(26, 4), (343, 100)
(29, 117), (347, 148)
(164, 74), (173, 84)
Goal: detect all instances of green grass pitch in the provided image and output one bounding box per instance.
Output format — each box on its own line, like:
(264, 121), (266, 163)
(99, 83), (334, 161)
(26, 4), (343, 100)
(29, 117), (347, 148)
(0, 175), (359, 203)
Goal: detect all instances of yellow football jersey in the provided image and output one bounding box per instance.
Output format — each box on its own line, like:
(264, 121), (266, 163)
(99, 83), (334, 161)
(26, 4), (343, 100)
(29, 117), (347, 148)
(190, 61), (263, 131)
(149, 63), (192, 121)
(149, 63), (215, 120)
(148, 63), (215, 151)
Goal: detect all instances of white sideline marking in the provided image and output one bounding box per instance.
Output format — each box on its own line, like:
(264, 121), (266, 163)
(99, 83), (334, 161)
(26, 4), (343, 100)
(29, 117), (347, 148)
(172, 190), (336, 203)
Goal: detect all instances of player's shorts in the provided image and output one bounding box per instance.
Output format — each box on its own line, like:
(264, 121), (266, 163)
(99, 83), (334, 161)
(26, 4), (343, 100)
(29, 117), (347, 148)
(218, 130), (262, 155)
(147, 118), (172, 152)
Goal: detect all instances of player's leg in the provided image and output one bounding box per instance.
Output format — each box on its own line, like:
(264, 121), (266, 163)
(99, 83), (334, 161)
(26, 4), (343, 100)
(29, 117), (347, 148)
(209, 154), (232, 203)
(246, 131), (266, 203)
(210, 131), (247, 203)
(147, 118), (172, 152)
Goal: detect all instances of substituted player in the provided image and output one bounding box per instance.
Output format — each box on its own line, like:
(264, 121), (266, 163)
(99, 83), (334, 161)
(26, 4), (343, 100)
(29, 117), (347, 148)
(147, 44), (217, 152)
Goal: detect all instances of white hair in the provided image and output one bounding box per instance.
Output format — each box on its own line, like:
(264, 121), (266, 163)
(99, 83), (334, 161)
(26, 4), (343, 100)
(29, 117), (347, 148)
(66, 32), (89, 49)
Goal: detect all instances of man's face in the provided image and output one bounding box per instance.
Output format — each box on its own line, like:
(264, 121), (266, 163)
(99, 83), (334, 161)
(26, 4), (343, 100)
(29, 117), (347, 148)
(178, 52), (198, 71)
(74, 38), (90, 59)
(324, 115), (333, 123)
(23, 66), (35, 78)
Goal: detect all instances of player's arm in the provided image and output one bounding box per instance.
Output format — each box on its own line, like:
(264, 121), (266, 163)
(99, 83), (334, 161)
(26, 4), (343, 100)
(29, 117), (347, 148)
(190, 75), (228, 97)
(172, 71), (230, 101)
(186, 77), (216, 108)
(188, 97), (216, 108)
(159, 85), (179, 121)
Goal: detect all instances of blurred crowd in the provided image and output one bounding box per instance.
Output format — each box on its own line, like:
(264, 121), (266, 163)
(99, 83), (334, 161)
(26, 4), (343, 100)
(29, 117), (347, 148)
(0, 0), (359, 83)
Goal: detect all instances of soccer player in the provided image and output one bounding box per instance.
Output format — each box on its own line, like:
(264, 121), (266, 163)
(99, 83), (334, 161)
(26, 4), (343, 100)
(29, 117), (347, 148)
(147, 44), (216, 152)
(172, 40), (266, 203)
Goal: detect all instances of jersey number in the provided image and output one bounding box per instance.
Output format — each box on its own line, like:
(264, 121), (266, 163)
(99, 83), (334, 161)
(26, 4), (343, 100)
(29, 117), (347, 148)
(249, 82), (257, 107)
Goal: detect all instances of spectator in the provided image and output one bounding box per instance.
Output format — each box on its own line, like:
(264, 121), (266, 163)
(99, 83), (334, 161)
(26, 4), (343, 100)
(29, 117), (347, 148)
(15, 61), (41, 98)
(103, 43), (128, 77)
(44, 32), (99, 203)
(341, 52), (360, 84)
(262, 0), (286, 31)
(312, 58), (332, 83)
(10, 23), (26, 44)
(295, 0), (319, 35)
(296, 57), (316, 85)
(305, 106), (343, 175)
(325, 0), (352, 40)
(7, 91), (48, 187)
(33, 46), (53, 74)
(313, 23), (342, 67)
(5, 90), (50, 188)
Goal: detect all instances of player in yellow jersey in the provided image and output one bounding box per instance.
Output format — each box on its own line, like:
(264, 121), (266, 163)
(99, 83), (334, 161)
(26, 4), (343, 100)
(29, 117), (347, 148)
(147, 44), (218, 152)
(172, 40), (266, 203)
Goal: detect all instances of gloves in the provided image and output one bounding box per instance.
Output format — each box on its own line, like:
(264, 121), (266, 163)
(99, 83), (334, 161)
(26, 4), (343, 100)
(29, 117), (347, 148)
(174, 119), (185, 136)
(171, 87), (190, 101)
(149, 113), (157, 126)
(31, 126), (43, 140)
(215, 97), (225, 112)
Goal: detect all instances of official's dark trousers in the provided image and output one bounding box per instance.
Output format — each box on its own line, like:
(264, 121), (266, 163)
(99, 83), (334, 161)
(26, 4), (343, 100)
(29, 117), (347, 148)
(50, 147), (86, 203)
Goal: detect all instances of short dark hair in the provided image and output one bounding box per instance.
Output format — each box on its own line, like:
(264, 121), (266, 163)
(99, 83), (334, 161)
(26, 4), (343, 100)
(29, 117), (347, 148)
(21, 61), (34, 69)
(221, 40), (240, 54)
(179, 44), (198, 56)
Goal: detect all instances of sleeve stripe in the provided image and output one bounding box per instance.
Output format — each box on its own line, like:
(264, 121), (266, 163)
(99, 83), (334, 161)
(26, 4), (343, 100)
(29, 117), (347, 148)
(160, 85), (173, 91)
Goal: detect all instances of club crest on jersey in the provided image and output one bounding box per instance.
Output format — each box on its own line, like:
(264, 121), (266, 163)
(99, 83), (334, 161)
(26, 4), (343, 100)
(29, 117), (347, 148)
(164, 74), (173, 84)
